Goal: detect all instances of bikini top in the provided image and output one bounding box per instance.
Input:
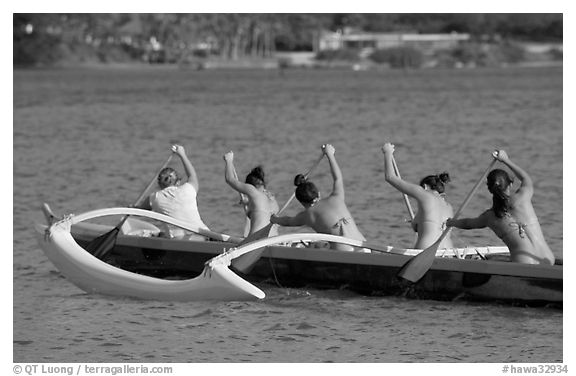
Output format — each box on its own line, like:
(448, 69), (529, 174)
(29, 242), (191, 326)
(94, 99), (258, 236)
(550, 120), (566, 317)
(493, 212), (536, 241)
(332, 217), (352, 229)
(419, 219), (447, 232)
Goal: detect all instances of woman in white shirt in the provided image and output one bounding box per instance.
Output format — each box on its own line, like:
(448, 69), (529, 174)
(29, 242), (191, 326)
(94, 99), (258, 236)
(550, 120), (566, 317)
(141, 144), (210, 239)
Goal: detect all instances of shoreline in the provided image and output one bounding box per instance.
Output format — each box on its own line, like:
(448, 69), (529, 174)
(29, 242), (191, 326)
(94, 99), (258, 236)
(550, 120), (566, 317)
(13, 60), (563, 71)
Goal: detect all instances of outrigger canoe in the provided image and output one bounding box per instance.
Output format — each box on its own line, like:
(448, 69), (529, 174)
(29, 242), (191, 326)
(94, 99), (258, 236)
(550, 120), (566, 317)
(36, 204), (563, 306)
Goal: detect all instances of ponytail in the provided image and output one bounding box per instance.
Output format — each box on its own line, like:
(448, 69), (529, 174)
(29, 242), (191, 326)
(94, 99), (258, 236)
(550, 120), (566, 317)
(420, 172), (451, 194)
(487, 169), (513, 218)
(246, 166), (266, 188)
(294, 174), (319, 205)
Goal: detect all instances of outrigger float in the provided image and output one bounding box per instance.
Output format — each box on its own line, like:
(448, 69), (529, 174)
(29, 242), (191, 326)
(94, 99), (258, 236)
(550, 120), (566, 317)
(35, 204), (562, 306)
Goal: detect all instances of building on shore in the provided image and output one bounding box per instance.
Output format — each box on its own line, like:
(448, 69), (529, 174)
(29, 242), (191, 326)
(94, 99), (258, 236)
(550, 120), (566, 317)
(318, 29), (471, 56)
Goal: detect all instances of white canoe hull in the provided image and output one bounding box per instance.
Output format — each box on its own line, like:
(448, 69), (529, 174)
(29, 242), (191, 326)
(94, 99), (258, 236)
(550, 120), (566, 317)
(36, 220), (264, 301)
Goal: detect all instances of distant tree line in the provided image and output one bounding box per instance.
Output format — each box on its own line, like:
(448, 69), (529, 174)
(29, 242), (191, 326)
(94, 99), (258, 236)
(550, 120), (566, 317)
(14, 13), (562, 67)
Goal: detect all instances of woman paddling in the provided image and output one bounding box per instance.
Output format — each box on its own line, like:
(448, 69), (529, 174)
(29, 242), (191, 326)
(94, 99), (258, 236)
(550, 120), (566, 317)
(381, 142), (454, 250)
(270, 144), (366, 251)
(223, 151), (280, 236)
(447, 150), (554, 265)
(141, 144), (210, 240)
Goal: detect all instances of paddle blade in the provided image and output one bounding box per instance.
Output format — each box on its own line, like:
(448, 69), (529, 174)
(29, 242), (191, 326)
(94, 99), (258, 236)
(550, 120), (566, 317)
(396, 246), (437, 283)
(231, 224), (274, 273)
(239, 224), (274, 246)
(231, 249), (266, 274)
(87, 227), (121, 259)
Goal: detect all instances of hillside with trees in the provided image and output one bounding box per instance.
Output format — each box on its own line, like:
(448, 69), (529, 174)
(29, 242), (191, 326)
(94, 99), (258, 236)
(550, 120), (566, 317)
(14, 14), (562, 68)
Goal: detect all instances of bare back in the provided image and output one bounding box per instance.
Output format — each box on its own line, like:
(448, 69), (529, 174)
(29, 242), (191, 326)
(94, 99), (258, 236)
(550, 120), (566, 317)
(485, 194), (554, 265)
(413, 191), (454, 249)
(246, 189), (279, 235)
(301, 195), (365, 251)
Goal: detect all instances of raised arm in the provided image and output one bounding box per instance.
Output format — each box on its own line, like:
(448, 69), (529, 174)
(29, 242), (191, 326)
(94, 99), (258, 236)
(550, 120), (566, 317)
(493, 150), (533, 198)
(323, 144), (345, 198)
(172, 145), (200, 191)
(381, 143), (425, 199)
(223, 151), (257, 196)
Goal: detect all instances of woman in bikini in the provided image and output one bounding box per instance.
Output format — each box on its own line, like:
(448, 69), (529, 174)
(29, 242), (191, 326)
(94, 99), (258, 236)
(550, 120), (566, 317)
(447, 150), (554, 265)
(223, 151), (279, 236)
(270, 144), (366, 252)
(381, 142), (454, 250)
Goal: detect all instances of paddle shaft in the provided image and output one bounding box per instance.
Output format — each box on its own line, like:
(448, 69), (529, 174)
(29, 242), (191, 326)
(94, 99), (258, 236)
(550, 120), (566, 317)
(431, 159), (498, 246)
(135, 154), (174, 205)
(450, 159), (498, 225)
(117, 154), (174, 228)
(391, 155), (415, 221)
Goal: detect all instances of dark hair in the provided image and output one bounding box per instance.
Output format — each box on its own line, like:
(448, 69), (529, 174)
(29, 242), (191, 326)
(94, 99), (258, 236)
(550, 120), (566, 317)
(294, 174), (319, 205)
(158, 167), (179, 189)
(487, 169), (513, 218)
(246, 166), (266, 188)
(419, 172), (451, 194)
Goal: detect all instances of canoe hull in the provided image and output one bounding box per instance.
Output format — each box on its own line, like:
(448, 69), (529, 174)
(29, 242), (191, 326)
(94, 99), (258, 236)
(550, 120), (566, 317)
(68, 224), (561, 306)
(242, 246), (562, 305)
(36, 205), (562, 306)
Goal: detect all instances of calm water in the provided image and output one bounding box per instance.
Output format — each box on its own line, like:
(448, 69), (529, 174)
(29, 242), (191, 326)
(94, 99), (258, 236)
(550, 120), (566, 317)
(13, 66), (563, 363)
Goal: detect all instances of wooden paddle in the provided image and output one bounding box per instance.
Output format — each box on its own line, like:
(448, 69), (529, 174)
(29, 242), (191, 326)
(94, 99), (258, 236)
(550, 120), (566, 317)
(391, 155), (415, 221)
(90, 154), (174, 259)
(397, 157), (498, 283)
(231, 152), (325, 273)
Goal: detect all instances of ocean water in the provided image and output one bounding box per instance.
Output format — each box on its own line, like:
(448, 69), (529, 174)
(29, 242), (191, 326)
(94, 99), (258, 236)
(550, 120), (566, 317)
(13, 66), (563, 364)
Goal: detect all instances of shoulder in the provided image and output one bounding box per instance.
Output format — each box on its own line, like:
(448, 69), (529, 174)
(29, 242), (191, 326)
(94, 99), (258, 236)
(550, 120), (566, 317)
(511, 190), (531, 205)
(310, 199), (335, 216)
(442, 199), (454, 213)
(326, 191), (345, 203)
(154, 186), (173, 195)
(478, 209), (497, 222)
(179, 182), (197, 193)
(265, 190), (278, 202)
(413, 189), (434, 203)
(299, 209), (314, 223)
(149, 188), (161, 196)
(150, 187), (172, 203)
